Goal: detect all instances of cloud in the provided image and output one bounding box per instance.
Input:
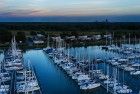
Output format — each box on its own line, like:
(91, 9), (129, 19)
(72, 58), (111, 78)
(0, 0), (140, 21)
(0, 9), (48, 17)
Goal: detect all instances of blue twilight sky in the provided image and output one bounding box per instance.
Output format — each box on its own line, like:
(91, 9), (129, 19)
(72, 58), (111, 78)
(0, 0), (140, 22)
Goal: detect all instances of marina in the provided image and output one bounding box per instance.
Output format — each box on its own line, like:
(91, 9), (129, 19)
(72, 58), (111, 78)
(0, 38), (140, 94)
(0, 0), (140, 93)
(42, 38), (140, 94)
(0, 37), (41, 94)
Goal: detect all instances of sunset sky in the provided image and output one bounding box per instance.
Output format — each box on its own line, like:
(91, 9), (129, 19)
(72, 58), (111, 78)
(0, 0), (140, 22)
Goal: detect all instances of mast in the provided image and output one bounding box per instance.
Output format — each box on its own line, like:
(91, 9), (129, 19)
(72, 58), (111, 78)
(112, 32), (114, 45)
(0, 66), (1, 88)
(135, 35), (137, 45)
(25, 69), (27, 94)
(113, 67), (117, 94)
(47, 35), (50, 48)
(107, 64), (109, 93)
(106, 32), (107, 46)
(129, 33), (130, 45)
(31, 66), (34, 94)
(67, 44), (70, 60)
(88, 49), (90, 75)
(11, 36), (18, 59)
(124, 35), (126, 45)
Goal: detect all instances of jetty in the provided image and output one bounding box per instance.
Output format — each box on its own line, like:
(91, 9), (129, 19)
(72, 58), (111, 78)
(43, 40), (133, 94)
(0, 36), (42, 94)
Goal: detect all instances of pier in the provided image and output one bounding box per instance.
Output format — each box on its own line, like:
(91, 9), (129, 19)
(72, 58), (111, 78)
(0, 36), (41, 94)
(10, 71), (16, 94)
(43, 46), (133, 94)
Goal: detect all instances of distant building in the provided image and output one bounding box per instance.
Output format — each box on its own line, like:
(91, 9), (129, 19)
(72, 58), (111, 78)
(104, 34), (112, 39)
(33, 40), (44, 44)
(37, 34), (44, 37)
(92, 35), (102, 40)
(66, 36), (76, 39)
(78, 36), (88, 40)
(52, 36), (63, 42)
(30, 34), (45, 44)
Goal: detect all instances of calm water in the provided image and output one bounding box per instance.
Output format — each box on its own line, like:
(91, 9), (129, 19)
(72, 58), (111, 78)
(0, 46), (140, 94)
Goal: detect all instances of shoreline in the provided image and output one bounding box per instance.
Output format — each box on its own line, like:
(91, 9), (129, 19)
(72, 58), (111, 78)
(0, 39), (139, 50)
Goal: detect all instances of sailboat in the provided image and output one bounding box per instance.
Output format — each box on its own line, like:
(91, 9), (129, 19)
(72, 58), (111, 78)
(0, 63), (10, 94)
(116, 69), (132, 94)
(16, 60), (40, 93)
(0, 83), (9, 94)
(46, 40), (101, 91)
(4, 37), (23, 71)
(0, 65), (11, 83)
(130, 63), (140, 75)
(1, 36), (41, 94)
(43, 35), (53, 53)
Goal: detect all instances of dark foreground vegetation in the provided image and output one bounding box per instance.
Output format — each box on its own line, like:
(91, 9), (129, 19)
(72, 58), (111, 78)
(0, 22), (140, 47)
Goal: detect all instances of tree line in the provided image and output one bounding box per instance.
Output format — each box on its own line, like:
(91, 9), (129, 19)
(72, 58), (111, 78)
(0, 22), (140, 44)
(0, 31), (26, 44)
(0, 22), (140, 31)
